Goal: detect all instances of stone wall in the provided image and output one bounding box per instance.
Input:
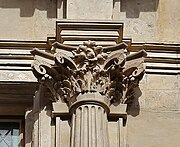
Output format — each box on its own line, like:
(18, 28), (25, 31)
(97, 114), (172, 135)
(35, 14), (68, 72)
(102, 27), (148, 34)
(0, 0), (180, 146)
(113, 0), (180, 43)
(127, 111), (180, 147)
(127, 74), (180, 146)
(0, 0), (56, 40)
(0, 0), (180, 43)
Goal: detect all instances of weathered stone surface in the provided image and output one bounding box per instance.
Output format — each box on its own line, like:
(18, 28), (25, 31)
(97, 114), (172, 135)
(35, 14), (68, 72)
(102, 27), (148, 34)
(67, 0), (113, 20)
(113, 0), (180, 43)
(0, 0), (180, 43)
(146, 74), (178, 90)
(0, 0), (180, 146)
(32, 85), (53, 147)
(145, 90), (179, 110)
(136, 74), (180, 111)
(113, 0), (158, 42)
(127, 111), (180, 147)
(0, 70), (36, 82)
(157, 0), (180, 43)
(31, 41), (146, 105)
(108, 119), (127, 147)
(31, 39), (146, 147)
(0, 0), (56, 40)
(59, 120), (71, 147)
(108, 122), (118, 146)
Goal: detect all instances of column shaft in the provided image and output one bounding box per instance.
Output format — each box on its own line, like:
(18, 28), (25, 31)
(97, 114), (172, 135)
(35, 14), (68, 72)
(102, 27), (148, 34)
(70, 105), (109, 147)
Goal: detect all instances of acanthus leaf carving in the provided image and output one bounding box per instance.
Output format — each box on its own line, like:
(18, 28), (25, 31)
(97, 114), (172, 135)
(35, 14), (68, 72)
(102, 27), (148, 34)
(31, 41), (146, 106)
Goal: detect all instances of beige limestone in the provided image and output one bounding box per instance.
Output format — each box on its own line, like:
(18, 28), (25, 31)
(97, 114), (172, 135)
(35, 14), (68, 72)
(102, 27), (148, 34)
(32, 85), (53, 147)
(113, 0), (180, 43)
(0, 0), (56, 40)
(127, 111), (180, 147)
(108, 118), (127, 147)
(113, 0), (158, 42)
(59, 120), (71, 147)
(0, 0), (180, 146)
(157, 0), (180, 43)
(30, 32), (145, 146)
(71, 105), (109, 147)
(145, 90), (179, 110)
(67, 0), (113, 20)
(146, 74), (178, 90)
(137, 74), (180, 111)
(0, 0), (180, 43)
(127, 73), (180, 146)
(109, 122), (119, 146)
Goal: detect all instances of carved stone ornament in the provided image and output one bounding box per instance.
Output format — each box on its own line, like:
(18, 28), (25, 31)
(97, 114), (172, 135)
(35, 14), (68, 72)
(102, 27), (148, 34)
(31, 40), (147, 107)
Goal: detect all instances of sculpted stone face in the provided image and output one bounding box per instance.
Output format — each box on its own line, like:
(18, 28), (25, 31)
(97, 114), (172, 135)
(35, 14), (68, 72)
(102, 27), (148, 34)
(31, 40), (146, 106)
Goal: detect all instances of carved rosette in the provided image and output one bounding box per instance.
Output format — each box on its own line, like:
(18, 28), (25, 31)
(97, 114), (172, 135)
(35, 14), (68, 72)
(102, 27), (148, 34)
(31, 40), (146, 107)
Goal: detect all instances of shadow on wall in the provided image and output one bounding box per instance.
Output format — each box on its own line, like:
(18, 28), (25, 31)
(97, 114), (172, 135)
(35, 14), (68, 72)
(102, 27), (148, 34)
(114, 0), (159, 18)
(126, 86), (142, 117)
(25, 85), (54, 145)
(0, 0), (57, 18)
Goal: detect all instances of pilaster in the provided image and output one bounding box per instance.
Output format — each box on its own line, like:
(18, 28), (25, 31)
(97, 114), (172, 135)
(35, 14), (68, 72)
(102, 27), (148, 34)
(32, 85), (53, 147)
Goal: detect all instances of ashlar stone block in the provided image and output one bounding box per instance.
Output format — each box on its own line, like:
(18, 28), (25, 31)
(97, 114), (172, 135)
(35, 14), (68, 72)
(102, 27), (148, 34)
(67, 0), (113, 20)
(146, 74), (178, 90)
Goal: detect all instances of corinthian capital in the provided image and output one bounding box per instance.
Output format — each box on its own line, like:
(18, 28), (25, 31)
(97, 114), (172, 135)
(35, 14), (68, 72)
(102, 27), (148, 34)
(31, 41), (146, 106)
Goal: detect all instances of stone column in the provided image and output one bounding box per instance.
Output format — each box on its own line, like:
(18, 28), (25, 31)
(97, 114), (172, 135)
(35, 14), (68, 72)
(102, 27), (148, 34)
(31, 39), (146, 147)
(69, 93), (110, 147)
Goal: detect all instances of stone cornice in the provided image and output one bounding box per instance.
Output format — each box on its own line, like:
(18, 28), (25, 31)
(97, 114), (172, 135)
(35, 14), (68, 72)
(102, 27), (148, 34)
(0, 39), (179, 75)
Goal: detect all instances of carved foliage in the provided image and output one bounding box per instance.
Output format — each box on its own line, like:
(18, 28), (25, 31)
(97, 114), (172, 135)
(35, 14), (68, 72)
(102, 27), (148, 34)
(31, 41), (146, 105)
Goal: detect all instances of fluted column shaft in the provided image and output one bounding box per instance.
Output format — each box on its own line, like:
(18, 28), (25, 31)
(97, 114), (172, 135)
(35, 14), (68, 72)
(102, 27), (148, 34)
(70, 104), (109, 147)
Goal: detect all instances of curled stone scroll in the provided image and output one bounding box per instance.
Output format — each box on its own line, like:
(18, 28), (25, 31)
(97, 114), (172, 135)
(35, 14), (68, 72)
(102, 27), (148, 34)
(31, 40), (146, 106)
